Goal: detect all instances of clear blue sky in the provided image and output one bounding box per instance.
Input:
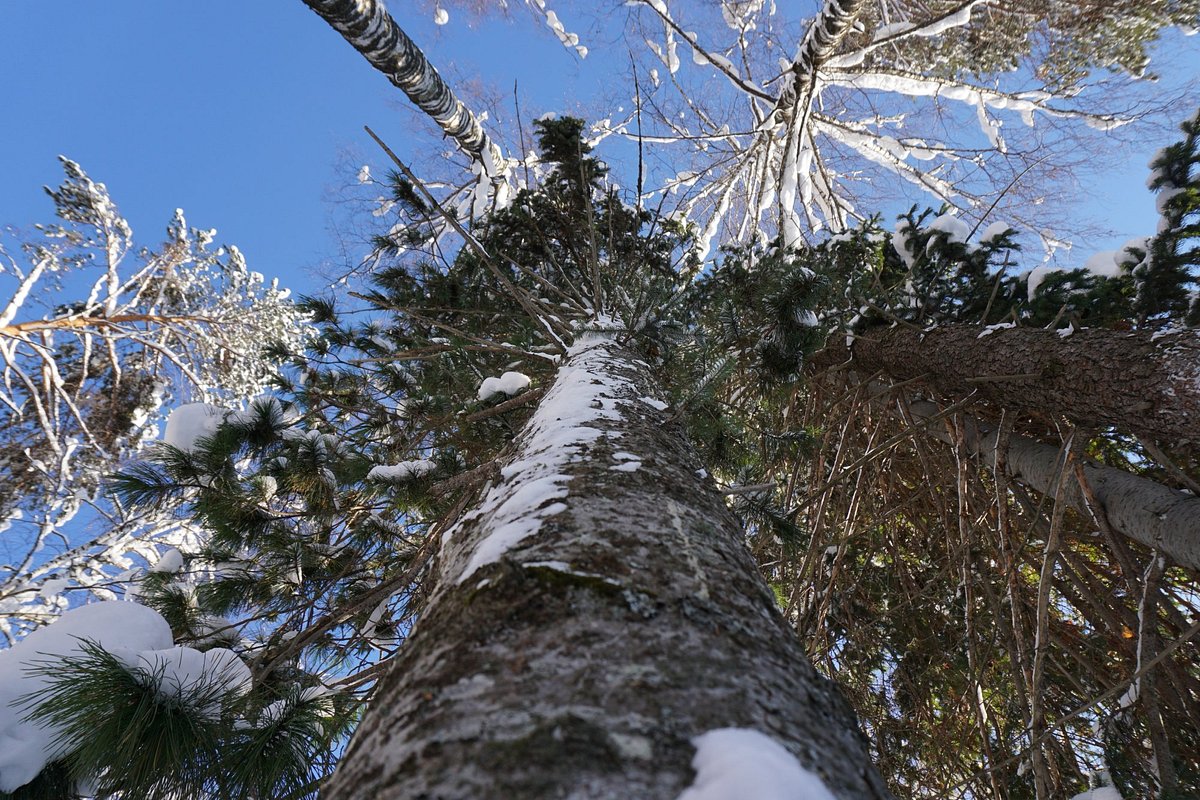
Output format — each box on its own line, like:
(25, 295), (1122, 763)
(2, 3), (1196, 298)
(0, 2), (585, 296)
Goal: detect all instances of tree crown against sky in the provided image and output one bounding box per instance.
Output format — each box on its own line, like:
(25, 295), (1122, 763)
(0, 0), (1196, 290)
(0, 159), (307, 646)
(347, 0), (1200, 268)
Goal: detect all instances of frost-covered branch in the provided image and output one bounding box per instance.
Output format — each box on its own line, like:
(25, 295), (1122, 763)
(0, 160), (306, 639)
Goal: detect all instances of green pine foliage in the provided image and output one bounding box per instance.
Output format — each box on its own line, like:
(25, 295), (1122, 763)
(1142, 107), (1200, 324)
(10, 640), (347, 800)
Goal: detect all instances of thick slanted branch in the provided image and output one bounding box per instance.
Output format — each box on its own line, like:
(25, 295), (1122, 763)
(810, 325), (1200, 445)
(0, 312), (221, 338)
(905, 399), (1200, 571)
(301, 0), (504, 173)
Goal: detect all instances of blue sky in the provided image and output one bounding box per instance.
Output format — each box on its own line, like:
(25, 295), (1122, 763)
(2, 3), (1197, 299)
(0, 3), (586, 296)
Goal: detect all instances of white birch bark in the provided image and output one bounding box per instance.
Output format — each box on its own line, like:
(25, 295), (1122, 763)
(300, 0), (505, 177)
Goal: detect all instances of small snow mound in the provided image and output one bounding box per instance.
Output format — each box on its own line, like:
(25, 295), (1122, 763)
(433, 7), (449, 25)
(980, 221), (1013, 242)
(132, 646), (252, 708)
(978, 322), (1016, 338)
(368, 459), (437, 482)
(1024, 265), (1055, 300)
(1082, 250), (1123, 279)
(677, 728), (836, 800)
(150, 547), (185, 574)
(163, 403), (225, 450)
(478, 371), (532, 402)
(927, 212), (972, 244)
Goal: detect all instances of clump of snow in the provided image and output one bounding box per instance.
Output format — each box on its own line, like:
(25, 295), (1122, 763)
(640, 396), (669, 411)
(980, 221), (1013, 243)
(926, 211), (972, 245)
(368, 459), (437, 482)
(478, 371), (532, 402)
(124, 646), (251, 716)
(149, 547), (185, 574)
(1081, 250), (1124, 279)
(892, 219), (917, 268)
(163, 403), (225, 450)
(677, 728), (837, 800)
(978, 321), (1016, 338)
(0, 603), (255, 792)
(1024, 265), (1055, 300)
(433, 7), (449, 25)
(0, 602), (173, 793)
(356, 165), (371, 183)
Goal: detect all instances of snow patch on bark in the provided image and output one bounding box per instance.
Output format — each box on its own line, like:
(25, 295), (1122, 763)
(449, 337), (634, 584)
(677, 727), (837, 800)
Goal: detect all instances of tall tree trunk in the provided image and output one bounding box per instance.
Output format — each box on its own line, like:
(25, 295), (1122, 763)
(810, 325), (1200, 445)
(325, 335), (890, 799)
(791, 0), (870, 81)
(906, 398), (1200, 570)
(301, 0), (504, 174)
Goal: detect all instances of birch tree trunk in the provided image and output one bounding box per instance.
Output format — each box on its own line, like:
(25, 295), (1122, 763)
(325, 334), (890, 799)
(810, 325), (1200, 445)
(300, 0), (504, 173)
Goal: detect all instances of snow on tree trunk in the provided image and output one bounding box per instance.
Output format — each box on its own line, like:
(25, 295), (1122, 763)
(324, 334), (890, 799)
(300, 0), (504, 176)
(811, 325), (1200, 445)
(907, 399), (1200, 571)
(791, 0), (870, 82)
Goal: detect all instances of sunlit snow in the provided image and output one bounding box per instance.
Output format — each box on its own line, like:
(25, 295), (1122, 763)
(677, 728), (837, 800)
(477, 371), (532, 402)
(0, 602), (172, 792)
(163, 402), (225, 450)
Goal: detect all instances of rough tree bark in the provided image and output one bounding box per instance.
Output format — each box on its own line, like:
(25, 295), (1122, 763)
(810, 325), (1200, 444)
(325, 335), (890, 799)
